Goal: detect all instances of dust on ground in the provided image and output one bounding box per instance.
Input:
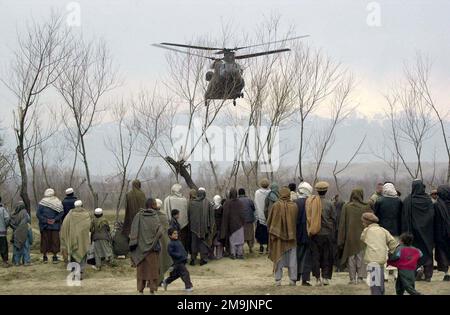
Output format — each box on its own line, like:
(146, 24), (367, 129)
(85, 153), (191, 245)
(1, 210), (449, 295)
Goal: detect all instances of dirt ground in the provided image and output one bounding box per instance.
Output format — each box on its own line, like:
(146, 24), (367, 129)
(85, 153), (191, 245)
(1, 211), (449, 295)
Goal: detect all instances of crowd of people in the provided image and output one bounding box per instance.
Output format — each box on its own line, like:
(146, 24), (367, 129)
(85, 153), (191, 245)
(0, 177), (449, 295)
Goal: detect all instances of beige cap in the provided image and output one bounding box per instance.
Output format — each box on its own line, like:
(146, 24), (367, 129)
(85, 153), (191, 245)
(315, 181), (329, 192)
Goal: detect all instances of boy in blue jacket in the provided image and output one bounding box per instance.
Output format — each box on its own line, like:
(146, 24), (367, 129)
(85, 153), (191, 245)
(163, 228), (193, 292)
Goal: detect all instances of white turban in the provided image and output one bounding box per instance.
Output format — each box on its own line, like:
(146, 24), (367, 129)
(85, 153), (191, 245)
(74, 200), (83, 207)
(94, 208), (103, 215)
(65, 188), (74, 195)
(213, 195), (222, 207)
(298, 182), (313, 197)
(156, 199), (163, 209)
(198, 187), (206, 192)
(44, 188), (55, 197)
(383, 183), (398, 197)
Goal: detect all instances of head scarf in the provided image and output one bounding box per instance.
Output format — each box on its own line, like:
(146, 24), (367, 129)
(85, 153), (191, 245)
(349, 188), (367, 206)
(382, 183), (398, 197)
(298, 181), (313, 198)
(213, 195), (222, 208)
(156, 199), (163, 210)
(171, 183), (183, 197)
(228, 188), (238, 200)
(267, 183), (280, 202)
(39, 188), (63, 213)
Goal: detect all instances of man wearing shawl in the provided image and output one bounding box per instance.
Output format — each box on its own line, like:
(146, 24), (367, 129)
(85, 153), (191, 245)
(402, 179), (434, 281)
(267, 186), (298, 286)
(332, 194), (345, 271)
(122, 179), (146, 238)
(254, 178), (271, 254)
(10, 202), (32, 266)
(60, 200), (92, 278)
(212, 195), (225, 259)
(338, 188), (372, 284)
(295, 182), (313, 286)
(155, 198), (173, 284)
(36, 188), (64, 263)
(238, 188), (256, 253)
(433, 185), (450, 281)
(163, 183), (189, 249)
(188, 188), (214, 265)
(222, 188), (246, 259)
(129, 198), (163, 294)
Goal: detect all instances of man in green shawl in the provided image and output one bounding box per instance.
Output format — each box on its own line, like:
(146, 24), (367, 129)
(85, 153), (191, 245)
(60, 200), (92, 278)
(264, 183), (280, 220)
(129, 198), (163, 294)
(338, 188), (372, 284)
(123, 179), (146, 238)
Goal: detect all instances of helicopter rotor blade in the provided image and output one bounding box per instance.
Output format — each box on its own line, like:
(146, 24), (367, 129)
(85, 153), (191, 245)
(233, 35), (309, 51)
(152, 44), (219, 60)
(235, 48), (291, 60)
(159, 42), (224, 51)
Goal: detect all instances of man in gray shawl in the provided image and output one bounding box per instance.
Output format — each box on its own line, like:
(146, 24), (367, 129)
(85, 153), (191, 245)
(163, 183), (189, 249)
(188, 188), (214, 266)
(10, 202), (32, 266)
(129, 198), (163, 294)
(36, 188), (64, 263)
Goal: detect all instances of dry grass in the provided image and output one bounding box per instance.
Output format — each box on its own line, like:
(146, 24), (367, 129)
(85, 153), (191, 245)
(1, 210), (449, 295)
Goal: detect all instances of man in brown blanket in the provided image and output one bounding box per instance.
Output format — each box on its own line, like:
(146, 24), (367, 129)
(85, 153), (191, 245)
(123, 179), (146, 238)
(221, 188), (246, 259)
(129, 198), (163, 294)
(267, 186), (298, 286)
(338, 188), (372, 284)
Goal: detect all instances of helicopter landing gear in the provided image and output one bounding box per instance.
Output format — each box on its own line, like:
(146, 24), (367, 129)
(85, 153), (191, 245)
(233, 99), (236, 106)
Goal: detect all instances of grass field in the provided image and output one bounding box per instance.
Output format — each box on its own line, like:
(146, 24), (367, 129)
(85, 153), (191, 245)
(1, 210), (449, 295)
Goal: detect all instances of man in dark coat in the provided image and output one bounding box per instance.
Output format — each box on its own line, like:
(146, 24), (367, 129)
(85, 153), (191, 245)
(433, 185), (450, 281)
(238, 188), (256, 253)
(295, 182), (314, 286)
(188, 188), (214, 266)
(222, 188), (246, 259)
(374, 183), (402, 237)
(332, 194), (345, 271)
(62, 188), (77, 222)
(123, 179), (146, 238)
(402, 179), (434, 281)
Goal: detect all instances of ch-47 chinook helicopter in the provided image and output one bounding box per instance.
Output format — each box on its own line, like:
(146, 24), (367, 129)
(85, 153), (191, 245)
(152, 35), (308, 106)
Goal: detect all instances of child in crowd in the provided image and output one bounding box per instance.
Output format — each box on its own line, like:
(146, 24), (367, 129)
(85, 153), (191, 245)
(163, 228), (193, 292)
(388, 233), (423, 295)
(90, 208), (115, 270)
(360, 212), (398, 295)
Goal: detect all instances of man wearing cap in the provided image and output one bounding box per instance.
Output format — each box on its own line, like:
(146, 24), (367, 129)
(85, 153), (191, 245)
(91, 208), (114, 270)
(60, 200), (92, 278)
(307, 181), (336, 286)
(62, 188), (78, 222)
(360, 212), (398, 295)
(36, 188), (64, 263)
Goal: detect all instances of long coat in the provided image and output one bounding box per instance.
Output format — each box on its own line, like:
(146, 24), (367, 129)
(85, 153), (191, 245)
(338, 188), (372, 266)
(267, 187), (298, 269)
(122, 180), (146, 237)
(157, 210), (173, 283)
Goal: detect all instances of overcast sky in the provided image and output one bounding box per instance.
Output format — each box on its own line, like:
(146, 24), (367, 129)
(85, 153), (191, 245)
(0, 0), (449, 174)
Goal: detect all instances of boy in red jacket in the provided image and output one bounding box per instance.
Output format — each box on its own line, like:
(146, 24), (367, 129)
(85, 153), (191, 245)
(387, 233), (423, 295)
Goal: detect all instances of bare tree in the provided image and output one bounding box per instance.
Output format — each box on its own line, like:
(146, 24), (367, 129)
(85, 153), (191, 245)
(332, 135), (366, 193)
(292, 45), (344, 180)
(2, 13), (72, 210)
(105, 100), (138, 221)
(311, 75), (356, 184)
(404, 53), (450, 183)
(385, 77), (433, 180)
(55, 38), (118, 208)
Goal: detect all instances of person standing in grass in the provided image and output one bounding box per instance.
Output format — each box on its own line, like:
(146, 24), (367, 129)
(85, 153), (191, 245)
(36, 188), (64, 264)
(90, 208), (114, 270)
(10, 201), (32, 266)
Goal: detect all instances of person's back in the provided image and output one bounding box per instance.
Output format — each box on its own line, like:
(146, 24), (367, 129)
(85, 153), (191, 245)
(238, 195), (255, 224)
(318, 196), (334, 236)
(361, 222), (397, 265)
(374, 196), (402, 236)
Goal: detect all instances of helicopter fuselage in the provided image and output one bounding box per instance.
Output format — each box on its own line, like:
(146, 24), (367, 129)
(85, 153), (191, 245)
(205, 59), (245, 102)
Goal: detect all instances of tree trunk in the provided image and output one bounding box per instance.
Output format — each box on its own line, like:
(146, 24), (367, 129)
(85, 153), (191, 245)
(16, 146), (31, 211)
(165, 156), (198, 190)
